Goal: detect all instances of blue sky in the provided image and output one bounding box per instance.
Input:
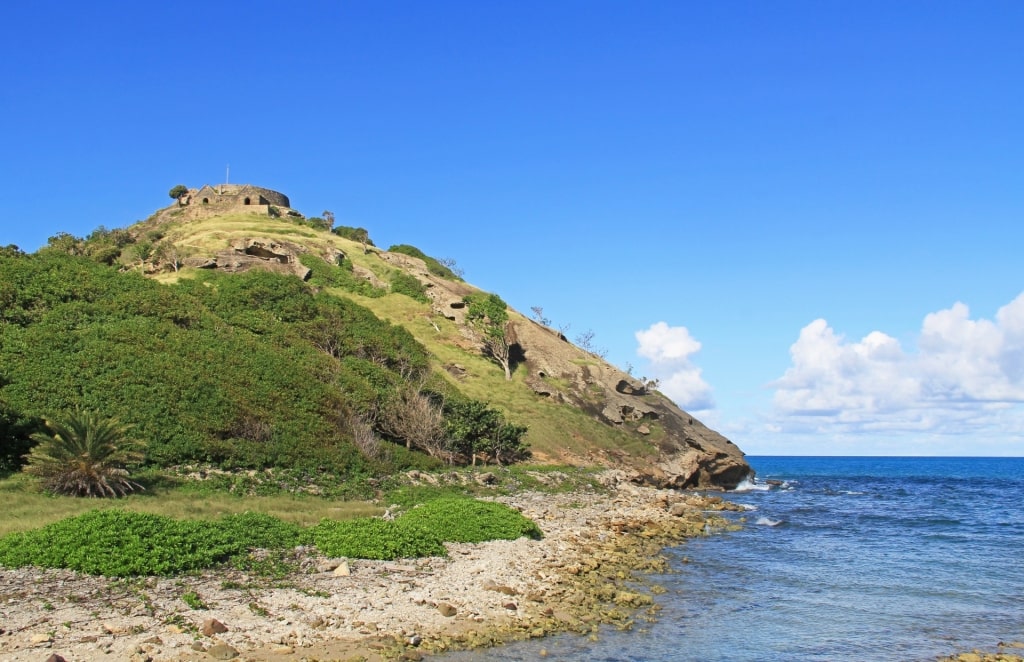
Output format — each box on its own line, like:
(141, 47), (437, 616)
(3, 1), (1023, 456)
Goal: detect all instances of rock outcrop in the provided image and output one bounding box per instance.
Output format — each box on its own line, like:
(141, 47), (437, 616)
(148, 205), (750, 490)
(183, 237), (343, 281)
(395, 251), (751, 490)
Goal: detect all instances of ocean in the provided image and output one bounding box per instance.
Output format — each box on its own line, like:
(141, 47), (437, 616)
(442, 456), (1024, 661)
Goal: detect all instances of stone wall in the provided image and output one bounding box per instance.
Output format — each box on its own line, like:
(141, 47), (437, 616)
(185, 184), (290, 209)
(178, 184), (290, 218)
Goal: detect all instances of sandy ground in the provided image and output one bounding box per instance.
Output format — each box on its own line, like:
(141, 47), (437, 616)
(0, 476), (741, 661)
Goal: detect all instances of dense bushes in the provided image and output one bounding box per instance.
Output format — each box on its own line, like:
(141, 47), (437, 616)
(0, 395), (34, 473)
(443, 398), (530, 465)
(0, 499), (542, 574)
(0, 250), (527, 480)
(0, 254), (429, 474)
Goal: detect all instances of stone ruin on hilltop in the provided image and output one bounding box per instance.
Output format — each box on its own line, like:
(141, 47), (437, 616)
(175, 183), (292, 218)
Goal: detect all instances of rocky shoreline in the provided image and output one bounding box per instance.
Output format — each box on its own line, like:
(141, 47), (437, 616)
(0, 476), (744, 661)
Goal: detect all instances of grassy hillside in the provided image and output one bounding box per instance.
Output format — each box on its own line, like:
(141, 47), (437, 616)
(0, 207), (654, 490)
(130, 207), (660, 463)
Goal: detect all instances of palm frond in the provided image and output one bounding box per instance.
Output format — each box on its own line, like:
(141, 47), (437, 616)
(24, 409), (146, 498)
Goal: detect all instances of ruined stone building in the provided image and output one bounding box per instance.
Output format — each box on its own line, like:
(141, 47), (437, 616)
(177, 184), (291, 217)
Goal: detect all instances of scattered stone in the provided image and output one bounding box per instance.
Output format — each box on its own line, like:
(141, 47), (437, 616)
(201, 618), (228, 636)
(207, 642), (240, 660)
(44, 655), (66, 662)
(317, 558), (344, 572)
(142, 635), (163, 645)
(102, 622), (129, 635)
(437, 602), (458, 617)
(30, 632), (53, 644)
(637, 425), (651, 435)
(668, 503), (690, 517)
(503, 602), (518, 611)
(382, 563), (418, 573)
(332, 560), (351, 577)
(190, 642), (206, 652)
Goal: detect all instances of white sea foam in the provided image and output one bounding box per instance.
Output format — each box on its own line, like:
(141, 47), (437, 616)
(755, 517), (783, 527)
(740, 503), (759, 511)
(733, 478), (771, 492)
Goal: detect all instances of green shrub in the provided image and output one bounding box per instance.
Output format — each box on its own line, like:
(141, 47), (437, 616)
(333, 226), (374, 247)
(312, 517), (446, 560)
(181, 591), (208, 610)
(299, 254), (385, 297)
(389, 272), (429, 303)
(398, 498), (543, 543)
(387, 244), (460, 280)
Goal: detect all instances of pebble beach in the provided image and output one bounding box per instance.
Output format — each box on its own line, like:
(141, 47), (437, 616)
(0, 475), (741, 661)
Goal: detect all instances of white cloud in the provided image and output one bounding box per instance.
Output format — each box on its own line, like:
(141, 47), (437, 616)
(771, 292), (1024, 441)
(635, 322), (714, 410)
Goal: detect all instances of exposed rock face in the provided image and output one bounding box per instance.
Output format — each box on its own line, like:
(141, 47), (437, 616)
(183, 237), (343, 281)
(393, 250), (752, 490)
(165, 226), (749, 490)
(514, 318), (750, 489)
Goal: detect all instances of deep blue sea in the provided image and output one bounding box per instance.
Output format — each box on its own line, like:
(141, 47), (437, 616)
(442, 456), (1024, 661)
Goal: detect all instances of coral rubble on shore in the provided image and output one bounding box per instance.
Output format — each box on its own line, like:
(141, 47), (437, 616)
(0, 477), (742, 661)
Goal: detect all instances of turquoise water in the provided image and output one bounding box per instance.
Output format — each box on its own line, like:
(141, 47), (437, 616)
(442, 456), (1024, 661)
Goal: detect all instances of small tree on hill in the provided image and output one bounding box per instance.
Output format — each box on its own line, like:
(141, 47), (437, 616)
(168, 184), (188, 200)
(379, 383), (449, 460)
(24, 410), (146, 497)
(464, 292), (516, 380)
(154, 242), (181, 272)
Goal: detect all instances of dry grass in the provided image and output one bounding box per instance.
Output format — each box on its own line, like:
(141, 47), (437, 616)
(337, 291), (657, 463)
(0, 474), (381, 537)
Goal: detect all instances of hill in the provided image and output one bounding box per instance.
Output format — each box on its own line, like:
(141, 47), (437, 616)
(0, 187), (750, 489)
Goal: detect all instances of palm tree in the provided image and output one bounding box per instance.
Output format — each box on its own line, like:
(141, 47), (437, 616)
(24, 410), (146, 497)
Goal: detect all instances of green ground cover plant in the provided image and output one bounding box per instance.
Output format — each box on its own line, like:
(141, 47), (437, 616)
(0, 509), (309, 576)
(312, 517), (447, 560)
(0, 495), (543, 574)
(398, 497), (543, 543)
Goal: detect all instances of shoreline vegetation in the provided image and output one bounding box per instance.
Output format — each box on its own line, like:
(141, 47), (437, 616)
(0, 469), (744, 661)
(2, 469), (1015, 662)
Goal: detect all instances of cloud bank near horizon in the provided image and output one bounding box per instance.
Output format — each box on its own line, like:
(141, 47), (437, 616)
(635, 321), (714, 410)
(771, 292), (1024, 440)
